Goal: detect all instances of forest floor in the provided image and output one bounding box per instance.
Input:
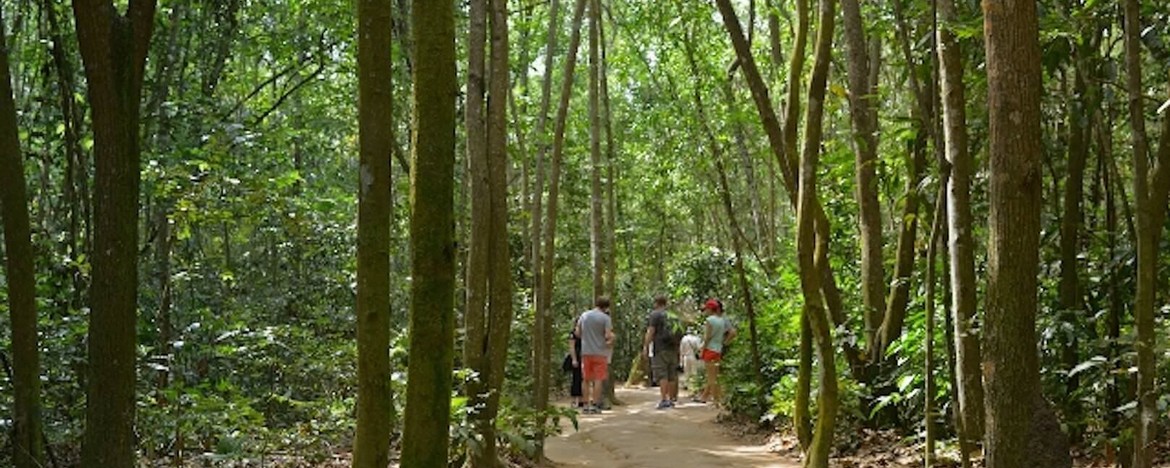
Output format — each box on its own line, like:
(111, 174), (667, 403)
(543, 386), (801, 467)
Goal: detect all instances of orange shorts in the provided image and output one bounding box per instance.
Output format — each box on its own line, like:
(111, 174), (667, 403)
(582, 355), (609, 381)
(701, 348), (722, 362)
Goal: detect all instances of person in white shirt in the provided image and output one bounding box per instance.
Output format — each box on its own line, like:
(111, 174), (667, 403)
(679, 333), (705, 395)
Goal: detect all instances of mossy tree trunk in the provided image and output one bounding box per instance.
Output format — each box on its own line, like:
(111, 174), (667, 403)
(535, 0), (587, 455)
(353, 0), (394, 466)
(72, 2), (156, 467)
(400, 0), (457, 465)
(1121, 1), (1170, 465)
(0, 5), (45, 466)
(797, 0), (839, 464)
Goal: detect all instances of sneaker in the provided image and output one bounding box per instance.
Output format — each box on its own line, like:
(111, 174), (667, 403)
(656, 400), (671, 410)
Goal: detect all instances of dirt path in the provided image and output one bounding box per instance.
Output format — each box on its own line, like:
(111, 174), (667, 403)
(544, 386), (801, 468)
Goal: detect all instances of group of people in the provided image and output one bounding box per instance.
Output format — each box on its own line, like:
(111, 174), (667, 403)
(566, 295), (736, 414)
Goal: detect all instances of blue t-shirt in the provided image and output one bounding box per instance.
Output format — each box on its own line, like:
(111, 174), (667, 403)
(705, 315), (730, 353)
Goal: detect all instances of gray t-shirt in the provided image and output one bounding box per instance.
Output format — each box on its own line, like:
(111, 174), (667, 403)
(577, 309), (613, 357)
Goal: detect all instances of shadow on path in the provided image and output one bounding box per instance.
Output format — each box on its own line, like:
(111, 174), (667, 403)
(544, 386), (801, 467)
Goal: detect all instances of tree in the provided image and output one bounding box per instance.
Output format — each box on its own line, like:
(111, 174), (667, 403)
(980, 0), (1069, 465)
(534, 0), (588, 452)
(0, 5), (45, 467)
(588, 0), (604, 298)
(1122, 0), (1170, 466)
(936, 0), (984, 448)
(796, 0), (841, 463)
(72, 2), (157, 466)
(529, 0), (560, 459)
(839, 0), (884, 355)
(399, 0), (457, 465)
(352, 0), (394, 466)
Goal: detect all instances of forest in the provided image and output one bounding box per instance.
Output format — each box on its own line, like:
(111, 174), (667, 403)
(1, 0), (1169, 467)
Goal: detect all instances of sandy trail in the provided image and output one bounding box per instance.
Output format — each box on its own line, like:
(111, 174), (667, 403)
(544, 386), (801, 467)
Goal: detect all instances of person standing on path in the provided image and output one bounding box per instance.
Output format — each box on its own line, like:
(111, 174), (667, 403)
(699, 298), (735, 404)
(567, 326), (584, 408)
(576, 296), (615, 414)
(679, 332), (704, 396)
(643, 295), (681, 409)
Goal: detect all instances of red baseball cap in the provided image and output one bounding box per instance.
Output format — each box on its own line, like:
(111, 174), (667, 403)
(704, 299), (722, 311)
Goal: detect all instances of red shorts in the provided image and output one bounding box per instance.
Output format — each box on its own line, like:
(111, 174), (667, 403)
(582, 355), (609, 381)
(701, 348), (722, 362)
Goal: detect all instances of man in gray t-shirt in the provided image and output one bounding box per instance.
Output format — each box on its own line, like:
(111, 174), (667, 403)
(643, 295), (680, 409)
(575, 297), (614, 413)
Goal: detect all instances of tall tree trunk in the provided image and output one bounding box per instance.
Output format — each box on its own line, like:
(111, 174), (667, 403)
(353, 0), (394, 466)
(1099, 105), (1122, 453)
(0, 5), (45, 466)
(535, 0), (588, 455)
(840, 0), (885, 353)
(482, 0), (514, 460)
(399, 0), (457, 465)
(153, 206), (173, 393)
(1122, 2), (1170, 465)
(464, 0), (490, 432)
(529, 0), (559, 458)
(73, 2), (157, 467)
(588, 0), (604, 298)
(799, 0), (839, 463)
(1057, 38), (1090, 444)
(981, 1), (1069, 466)
(601, 7), (617, 298)
(936, 0), (984, 442)
(924, 181), (947, 467)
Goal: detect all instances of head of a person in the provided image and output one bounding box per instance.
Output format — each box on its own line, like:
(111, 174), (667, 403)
(595, 296), (611, 312)
(704, 298), (723, 315)
(653, 295), (668, 309)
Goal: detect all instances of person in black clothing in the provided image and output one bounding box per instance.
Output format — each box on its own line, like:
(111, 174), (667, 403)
(568, 327), (584, 408)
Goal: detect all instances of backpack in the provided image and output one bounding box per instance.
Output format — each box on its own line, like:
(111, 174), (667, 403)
(660, 310), (687, 348)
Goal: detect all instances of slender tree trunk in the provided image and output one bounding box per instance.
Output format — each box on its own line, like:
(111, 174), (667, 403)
(936, 0), (984, 442)
(469, 1), (515, 464)
(1057, 40), (1090, 443)
(352, 0), (394, 466)
(73, 2), (157, 467)
(1122, 2), (1170, 465)
(981, 1), (1068, 466)
(924, 181), (946, 467)
(601, 9), (617, 298)
(840, 0), (885, 353)
(399, 0), (457, 465)
(799, 0), (839, 463)
(153, 206), (173, 392)
(535, 0), (588, 454)
(588, 0), (604, 298)
(1100, 105), (1122, 453)
(464, 0), (490, 438)
(0, 6), (45, 465)
(529, 0), (559, 458)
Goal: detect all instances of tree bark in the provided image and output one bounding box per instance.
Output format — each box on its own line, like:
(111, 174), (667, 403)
(535, 0), (588, 455)
(798, 0), (839, 463)
(981, 1), (1068, 466)
(601, 14), (618, 299)
(399, 0), (457, 465)
(72, 2), (157, 467)
(588, 0), (604, 298)
(840, 0), (885, 352)
(0, 5), (45, 465)
(353, 0), (394, 466)
(1057, 38), (1091, 443)
(936, 0), (984, 442)
(924, 180), (947, 468)
(529, 0), (559, 457)
(1122, 2), (1170, 465)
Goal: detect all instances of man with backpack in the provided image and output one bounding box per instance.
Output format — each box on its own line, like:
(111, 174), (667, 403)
(643, 295), (684, 409)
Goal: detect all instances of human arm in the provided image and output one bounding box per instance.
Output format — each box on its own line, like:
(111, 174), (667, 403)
(568, 333), (579, 366)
